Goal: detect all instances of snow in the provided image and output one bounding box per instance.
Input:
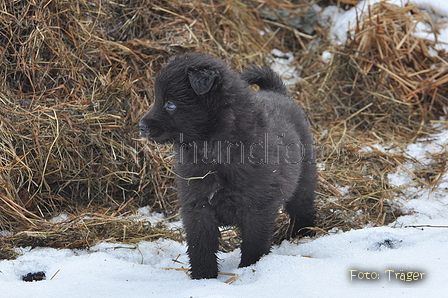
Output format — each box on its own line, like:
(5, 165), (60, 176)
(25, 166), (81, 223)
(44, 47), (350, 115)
(2, 219), (448, 297)
(269, 49), (302, 87)
(321, 50), (333, 64)
(1, 1), (448, 297)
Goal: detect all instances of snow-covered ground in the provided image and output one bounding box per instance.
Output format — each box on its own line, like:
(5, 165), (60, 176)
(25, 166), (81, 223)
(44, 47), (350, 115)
(1, 222), (447, 298)
(1, 1), (448, 297)
(5, 126), (448, 298)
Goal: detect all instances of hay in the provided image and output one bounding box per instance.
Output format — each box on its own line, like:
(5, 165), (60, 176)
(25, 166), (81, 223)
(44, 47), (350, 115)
(0, 0), (294, 256)
(350, 2), (448, 116)
(0, 0), (280, 220)
(1, 0), (448, 258)
(301, 1), (448, 138)
(0, 208), (184, 261)
(292, 1), (448, 235)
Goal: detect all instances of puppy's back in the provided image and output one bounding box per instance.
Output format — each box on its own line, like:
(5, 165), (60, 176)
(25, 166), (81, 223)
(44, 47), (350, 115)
(242, 66), (310, 136)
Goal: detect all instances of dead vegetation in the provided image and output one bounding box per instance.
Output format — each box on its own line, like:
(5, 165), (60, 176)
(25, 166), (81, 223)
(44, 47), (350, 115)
(297, 1), (448, 235)
(1, 0), (447, 259)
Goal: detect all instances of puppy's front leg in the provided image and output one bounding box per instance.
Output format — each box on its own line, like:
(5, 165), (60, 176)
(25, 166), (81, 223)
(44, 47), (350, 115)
(238, 208), (276, 268)
(181, 202), (220, 279)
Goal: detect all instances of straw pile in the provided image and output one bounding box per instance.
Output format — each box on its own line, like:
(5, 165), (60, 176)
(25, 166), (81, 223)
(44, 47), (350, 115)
(0, 0), (291, 256)
(294, 1), (448, 236)
(304, 1), (448, 137)
(1, 0), (448, 258)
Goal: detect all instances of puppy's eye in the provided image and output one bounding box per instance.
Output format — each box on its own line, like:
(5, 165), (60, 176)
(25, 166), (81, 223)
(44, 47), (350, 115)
(164, 101), (176, 111)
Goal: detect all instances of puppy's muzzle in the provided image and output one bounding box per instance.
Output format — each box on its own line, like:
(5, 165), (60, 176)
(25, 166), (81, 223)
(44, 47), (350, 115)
(139, 121), (165, 141)
(139, 122), (150, 138)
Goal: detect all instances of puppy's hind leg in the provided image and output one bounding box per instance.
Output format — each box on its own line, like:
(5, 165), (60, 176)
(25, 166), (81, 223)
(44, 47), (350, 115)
(286, 162), (316, 238)
(181, 202), (221, 279)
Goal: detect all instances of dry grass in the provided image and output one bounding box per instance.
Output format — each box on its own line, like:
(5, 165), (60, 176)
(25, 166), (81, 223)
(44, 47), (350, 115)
(0, 0), (292, 256)
(293, 1), (448, 235)
(301, 2), (448, 137)
(1, 0), (448, 258)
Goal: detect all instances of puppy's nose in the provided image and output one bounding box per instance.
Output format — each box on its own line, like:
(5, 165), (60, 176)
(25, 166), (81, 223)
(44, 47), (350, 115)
(139, 123), (148, 135)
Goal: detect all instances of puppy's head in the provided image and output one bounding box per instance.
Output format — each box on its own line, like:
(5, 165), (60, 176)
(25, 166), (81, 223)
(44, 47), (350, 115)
(139, 53), (236, 144)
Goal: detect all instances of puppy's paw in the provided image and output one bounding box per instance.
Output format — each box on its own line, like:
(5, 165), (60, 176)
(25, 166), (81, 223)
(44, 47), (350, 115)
(190, 269), (218, 280)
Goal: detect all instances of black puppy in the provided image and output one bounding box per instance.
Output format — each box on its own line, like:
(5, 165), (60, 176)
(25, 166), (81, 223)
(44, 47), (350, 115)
(139, 53), (316, 279)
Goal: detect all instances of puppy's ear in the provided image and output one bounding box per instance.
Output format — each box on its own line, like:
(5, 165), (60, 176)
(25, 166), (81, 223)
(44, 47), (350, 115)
(188, 67), (219, 96)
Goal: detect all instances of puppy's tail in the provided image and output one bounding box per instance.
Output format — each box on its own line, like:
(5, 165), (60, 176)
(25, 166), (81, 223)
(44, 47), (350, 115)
(241, 66), (288, 97)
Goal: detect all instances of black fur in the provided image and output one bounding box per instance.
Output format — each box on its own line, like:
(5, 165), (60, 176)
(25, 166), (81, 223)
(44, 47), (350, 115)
(139, 53), (316, 279)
